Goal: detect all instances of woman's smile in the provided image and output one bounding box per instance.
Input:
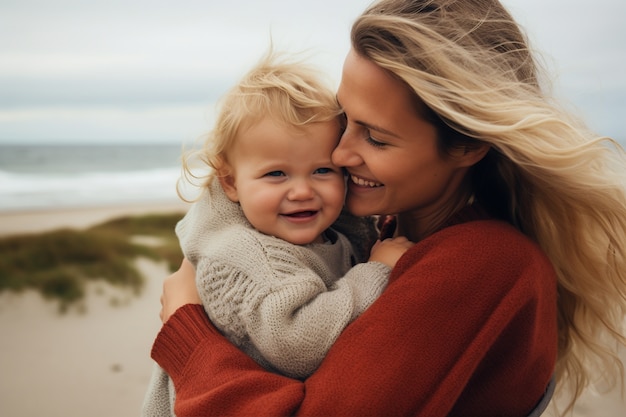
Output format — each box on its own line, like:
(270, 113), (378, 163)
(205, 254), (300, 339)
(349, 173), (384, 188)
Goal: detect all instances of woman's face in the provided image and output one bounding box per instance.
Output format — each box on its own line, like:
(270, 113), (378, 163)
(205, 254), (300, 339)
(333, 49), (476, 226)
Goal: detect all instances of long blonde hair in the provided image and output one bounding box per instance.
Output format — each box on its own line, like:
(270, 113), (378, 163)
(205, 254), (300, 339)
(179, 49), (342, 195)
(353, 0), (626, 410)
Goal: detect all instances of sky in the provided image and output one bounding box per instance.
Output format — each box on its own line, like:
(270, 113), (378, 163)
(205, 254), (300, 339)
(0, 0), (624, 145)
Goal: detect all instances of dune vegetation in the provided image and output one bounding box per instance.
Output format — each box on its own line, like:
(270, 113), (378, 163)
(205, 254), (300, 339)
(0, 212), (185, 312)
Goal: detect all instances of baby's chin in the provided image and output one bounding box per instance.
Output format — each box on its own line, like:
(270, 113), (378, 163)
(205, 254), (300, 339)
(281, 233), (326, 245)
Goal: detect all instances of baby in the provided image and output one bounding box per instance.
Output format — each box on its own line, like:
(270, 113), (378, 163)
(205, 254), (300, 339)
(142, 50), (411, 416)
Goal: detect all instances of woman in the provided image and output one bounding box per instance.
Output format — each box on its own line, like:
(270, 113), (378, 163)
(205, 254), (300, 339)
(152, 0), (626, 415)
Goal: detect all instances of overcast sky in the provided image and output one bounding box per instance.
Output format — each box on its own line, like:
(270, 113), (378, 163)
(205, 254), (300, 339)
(0, 0), (623, 145)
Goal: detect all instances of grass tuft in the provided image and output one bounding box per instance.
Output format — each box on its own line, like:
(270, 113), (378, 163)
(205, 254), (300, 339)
(0, 212), (185, 312)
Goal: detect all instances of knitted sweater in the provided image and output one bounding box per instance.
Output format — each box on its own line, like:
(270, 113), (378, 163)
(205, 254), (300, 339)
(143, 179), (390, 416)
(151, 210), (558, 416)
(178, 179), (390, 376)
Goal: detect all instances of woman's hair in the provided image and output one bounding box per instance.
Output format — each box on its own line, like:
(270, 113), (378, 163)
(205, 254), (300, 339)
(352, 0), (626, 409)
(179, 49), (342, 192)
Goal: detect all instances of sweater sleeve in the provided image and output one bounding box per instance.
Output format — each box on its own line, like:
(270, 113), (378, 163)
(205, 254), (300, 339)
(245, 260), (391, 378)
(152, 220), (558, 417)
(152, 304), (305, 416)
(194, 231), (391, 378)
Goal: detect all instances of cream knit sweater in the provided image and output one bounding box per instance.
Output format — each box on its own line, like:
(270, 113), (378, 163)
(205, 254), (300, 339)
(142, 179), (390, 416)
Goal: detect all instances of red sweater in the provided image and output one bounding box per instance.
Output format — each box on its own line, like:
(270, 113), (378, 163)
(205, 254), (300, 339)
(152, 219), (557, 416)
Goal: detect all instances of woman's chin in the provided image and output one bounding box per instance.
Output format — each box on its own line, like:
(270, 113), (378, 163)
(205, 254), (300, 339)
(345, 199), (378, 217)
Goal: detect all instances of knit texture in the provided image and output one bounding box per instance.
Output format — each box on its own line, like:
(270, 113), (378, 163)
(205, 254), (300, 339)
(143, 178), (390, 416)
(152, 213), (558, 417)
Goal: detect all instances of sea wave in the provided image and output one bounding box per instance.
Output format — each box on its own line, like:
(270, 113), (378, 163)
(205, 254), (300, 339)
(0, 168), (183, 211)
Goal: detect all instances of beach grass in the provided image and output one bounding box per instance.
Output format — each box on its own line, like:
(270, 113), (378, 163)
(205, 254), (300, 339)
(0, 212), (184, 312)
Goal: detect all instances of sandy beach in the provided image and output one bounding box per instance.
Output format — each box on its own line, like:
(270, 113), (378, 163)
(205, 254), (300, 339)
(0, 203), (187, 417)
(0, 200), (189, 237)
(0, 260), (166, 417)
(0, 203), (624, 416)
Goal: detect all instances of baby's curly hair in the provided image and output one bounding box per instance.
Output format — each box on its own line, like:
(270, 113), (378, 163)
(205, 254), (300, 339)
(178, 48), (342, 197)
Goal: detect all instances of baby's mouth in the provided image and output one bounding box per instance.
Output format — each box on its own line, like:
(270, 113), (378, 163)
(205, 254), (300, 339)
(284, 210), (318, 218)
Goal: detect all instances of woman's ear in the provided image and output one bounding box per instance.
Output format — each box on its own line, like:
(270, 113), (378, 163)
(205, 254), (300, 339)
(217, 172), (240, 203)
(456, 143), (491, 168)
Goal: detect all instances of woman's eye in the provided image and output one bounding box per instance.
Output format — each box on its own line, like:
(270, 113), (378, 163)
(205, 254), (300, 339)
(366, 136), (386, 148)
(265, 171), (285, 177)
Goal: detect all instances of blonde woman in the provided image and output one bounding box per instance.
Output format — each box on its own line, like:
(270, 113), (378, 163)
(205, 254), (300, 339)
(151, 0), (626, 415)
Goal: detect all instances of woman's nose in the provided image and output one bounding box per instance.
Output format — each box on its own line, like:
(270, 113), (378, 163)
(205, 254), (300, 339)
(332, 131), (361, 167)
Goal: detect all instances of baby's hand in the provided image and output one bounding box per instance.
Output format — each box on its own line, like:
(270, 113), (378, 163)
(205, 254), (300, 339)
(368, 236), (414, 268)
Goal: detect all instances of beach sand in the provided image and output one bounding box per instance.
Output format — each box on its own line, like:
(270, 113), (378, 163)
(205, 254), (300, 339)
(0, 203), (186, 417)
(0, 200), (189, 237)
(0, 204), (624, 416)
(0, 260), (166, 417)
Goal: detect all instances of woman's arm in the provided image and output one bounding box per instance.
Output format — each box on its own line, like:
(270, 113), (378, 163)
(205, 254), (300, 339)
(153, 222), (557, 416)
(154, 305), (304, 416)
(154, 260), (304, 416)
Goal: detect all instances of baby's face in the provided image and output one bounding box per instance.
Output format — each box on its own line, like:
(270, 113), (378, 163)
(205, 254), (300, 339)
(220, 117), (345, 245)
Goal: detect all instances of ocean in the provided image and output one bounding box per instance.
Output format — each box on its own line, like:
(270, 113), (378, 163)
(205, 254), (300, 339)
(3, 139), (624, 213)
(0, 144), (189, 212)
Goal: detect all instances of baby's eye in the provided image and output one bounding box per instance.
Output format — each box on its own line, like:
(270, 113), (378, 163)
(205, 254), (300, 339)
(314, 167), (334, 175)
(265, 170), (285, 177)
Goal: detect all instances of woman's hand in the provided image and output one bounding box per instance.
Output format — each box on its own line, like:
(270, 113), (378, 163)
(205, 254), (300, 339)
(160, 257), (201, 323)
